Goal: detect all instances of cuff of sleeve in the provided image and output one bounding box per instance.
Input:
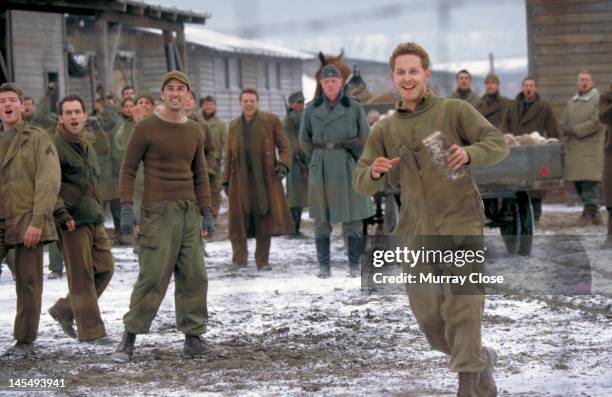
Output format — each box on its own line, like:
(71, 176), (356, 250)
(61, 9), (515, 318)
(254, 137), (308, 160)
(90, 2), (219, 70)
(464, 146), (484, 167)
(30, 214), (45, 229)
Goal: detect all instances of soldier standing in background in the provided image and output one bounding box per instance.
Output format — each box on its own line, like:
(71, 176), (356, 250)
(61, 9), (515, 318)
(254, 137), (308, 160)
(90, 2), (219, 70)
(199, 95), (227, 219)
(0, 83), (61, 356)
(223, 88), (293, 271)
(448, 69), (481, 108)
(300, 64), (373, 278)
(283, 91), (308, 237)
(502, 77), (560, 223)
(48, 95), (115, 343)
(477, 73), (512, 129)
(561, 71), (605, 226)
(599, 82), (612, 247)
(112, 71), (215, 362)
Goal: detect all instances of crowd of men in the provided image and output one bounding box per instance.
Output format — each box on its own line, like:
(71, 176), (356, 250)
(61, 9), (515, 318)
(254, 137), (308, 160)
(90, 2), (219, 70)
(0, 40), (610, 396)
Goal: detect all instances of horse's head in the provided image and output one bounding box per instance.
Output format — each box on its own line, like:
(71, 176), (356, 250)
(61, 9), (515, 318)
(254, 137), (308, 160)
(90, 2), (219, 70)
(344, 64), (367, 97)
(314, 50), (352, 98)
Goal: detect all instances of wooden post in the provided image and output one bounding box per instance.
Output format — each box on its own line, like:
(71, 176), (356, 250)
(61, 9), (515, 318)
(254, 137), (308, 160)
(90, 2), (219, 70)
(95, 18), (110, 92)
(176, 28), (187, 72)
(163, 30), (176, 72)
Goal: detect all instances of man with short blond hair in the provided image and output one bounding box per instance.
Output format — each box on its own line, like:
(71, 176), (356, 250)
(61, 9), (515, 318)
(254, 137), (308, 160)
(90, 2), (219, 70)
(0, 83), (61, 356)
(561, 71), (605, 225)
(354, 42), (508, 396)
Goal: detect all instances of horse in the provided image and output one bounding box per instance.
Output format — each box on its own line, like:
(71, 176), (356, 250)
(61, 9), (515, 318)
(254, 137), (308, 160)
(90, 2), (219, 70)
(314, 51), (352, 98)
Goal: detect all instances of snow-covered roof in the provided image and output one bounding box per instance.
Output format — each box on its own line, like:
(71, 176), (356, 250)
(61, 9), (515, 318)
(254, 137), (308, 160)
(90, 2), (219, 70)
(183, 25), (313, 60)
(432, 56), (528, 76)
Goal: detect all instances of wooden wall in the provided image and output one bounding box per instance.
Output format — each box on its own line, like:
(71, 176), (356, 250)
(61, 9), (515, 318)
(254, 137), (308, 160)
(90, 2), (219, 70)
(526, 0), (612, 116)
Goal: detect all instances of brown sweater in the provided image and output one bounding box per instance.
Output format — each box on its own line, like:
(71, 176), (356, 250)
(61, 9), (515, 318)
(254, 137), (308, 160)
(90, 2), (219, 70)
(120, 114), (211, 212)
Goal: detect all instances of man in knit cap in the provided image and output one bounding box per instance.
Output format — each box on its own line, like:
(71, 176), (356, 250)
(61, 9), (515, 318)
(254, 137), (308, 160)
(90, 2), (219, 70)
(477, 73), (512, 129)
(112, 70), (216, 362)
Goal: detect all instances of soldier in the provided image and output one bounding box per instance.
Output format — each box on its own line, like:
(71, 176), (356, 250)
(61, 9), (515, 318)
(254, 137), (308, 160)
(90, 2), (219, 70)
(448, 69), (481, 108)
(223, 88), (293, 270)
(185, 91), (217, 178)
(0, 83), (61, 356)
(502, 77), (560, 222)
(47, 95), (115, 343)
(284, 91), (308, 237)
(112, 71), (215, 362)
(600, 82), (612, 246)
(477, 73), (512, 129)
(199, 95), (227, 218)
(561, 71), (605, 225)
(353, 42), (508, 396)
(121, 86), (136, 101)
(300, 64), (373, 278)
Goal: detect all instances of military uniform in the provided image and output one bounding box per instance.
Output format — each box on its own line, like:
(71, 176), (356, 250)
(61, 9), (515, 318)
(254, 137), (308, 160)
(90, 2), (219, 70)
(0, 121), (61, 346)
(48, 126), (115, 341)
(300, 92), (373, 276)
(224, 111), (293, 268)
(561, 88), (605, 222)
(354, 93), (508, 373)
(448, 88), (481, 109)
(284, 104), (308, 234)
(478, 93), (512, 129)
(198, 110), (227, 217)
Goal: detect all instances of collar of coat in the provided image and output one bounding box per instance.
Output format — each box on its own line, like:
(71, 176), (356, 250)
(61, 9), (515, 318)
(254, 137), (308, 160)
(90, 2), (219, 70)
(395, 91), (435, 116)
(572, 87), (599, 102)
(313, 94), (351, 108)
(515, 91), (541, 105)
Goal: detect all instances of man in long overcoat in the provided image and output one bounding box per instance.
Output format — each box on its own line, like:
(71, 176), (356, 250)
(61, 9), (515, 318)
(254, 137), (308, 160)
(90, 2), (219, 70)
(223, 88), (293, 270)
(599, 82), (612, 246)
(560, 72), (605, 225)
(300, 64), (373, 278)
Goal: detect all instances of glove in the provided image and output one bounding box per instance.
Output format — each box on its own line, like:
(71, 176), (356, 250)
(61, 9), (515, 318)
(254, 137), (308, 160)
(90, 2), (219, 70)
(201, 208), (215, 239)
(120, 203), (135, 236)
(275, 164), (288, 181)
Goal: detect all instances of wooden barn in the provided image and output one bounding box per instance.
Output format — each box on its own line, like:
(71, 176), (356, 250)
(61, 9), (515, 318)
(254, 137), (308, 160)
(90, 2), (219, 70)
(526, 0), (612, 116)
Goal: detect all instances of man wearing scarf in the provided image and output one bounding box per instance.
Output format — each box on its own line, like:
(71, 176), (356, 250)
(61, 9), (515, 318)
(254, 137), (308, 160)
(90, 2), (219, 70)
(223, 88), (293, 270)
(48, 95), (115, 344)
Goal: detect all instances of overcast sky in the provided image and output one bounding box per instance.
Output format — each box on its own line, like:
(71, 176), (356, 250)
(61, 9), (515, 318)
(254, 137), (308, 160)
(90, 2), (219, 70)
(148, 0), (527, 64)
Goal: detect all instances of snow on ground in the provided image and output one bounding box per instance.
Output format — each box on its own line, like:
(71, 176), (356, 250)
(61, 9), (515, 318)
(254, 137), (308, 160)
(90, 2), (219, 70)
(0, 208), (611, 396)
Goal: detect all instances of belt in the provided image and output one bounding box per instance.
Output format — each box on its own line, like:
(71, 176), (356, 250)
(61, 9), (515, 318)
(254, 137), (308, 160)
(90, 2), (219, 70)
(313, 142), (344, 150)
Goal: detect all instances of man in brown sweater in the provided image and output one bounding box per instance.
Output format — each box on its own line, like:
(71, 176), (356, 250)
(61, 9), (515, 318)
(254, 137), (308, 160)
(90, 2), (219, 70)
(112, 71), (216, 362)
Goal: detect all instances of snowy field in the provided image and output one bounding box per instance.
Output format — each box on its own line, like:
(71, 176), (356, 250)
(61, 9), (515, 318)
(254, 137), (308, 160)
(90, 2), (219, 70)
(0, 205), (611, 396)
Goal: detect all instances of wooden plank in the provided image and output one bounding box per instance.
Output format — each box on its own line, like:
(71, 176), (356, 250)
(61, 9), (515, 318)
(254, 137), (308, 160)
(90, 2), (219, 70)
(99, 10), (182, 31)
(534, 63), (611, 75)
(531, 1), (612, 16)
(526, 0), (536, 78)
(533, 11), (612, 25)
(533, 21), (612, 35)
(534, 52), (612, 67)
(535, 41), (612, 56)
(533, 33), (611, 45)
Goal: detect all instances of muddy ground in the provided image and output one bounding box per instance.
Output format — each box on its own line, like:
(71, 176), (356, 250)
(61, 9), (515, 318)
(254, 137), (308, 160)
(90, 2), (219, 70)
(0, 205), (610, 397)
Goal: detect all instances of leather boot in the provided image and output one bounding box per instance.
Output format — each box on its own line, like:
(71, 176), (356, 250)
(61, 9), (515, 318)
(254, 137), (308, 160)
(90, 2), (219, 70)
(48, 305), (77, 339)
(315, 237), (331, 278)
(457, 372), (480, 397)
(183, 335), (214, 358)
(577, 205), (591, 226)
(290, 208), (304, 237)
(590, 204), (603, 225)
(604, 211), (612, 248)
(111, 331), (136, 363)
(478, 347), (498, 397)
(347, 235), (362, 278)
(5, 341), (35, 357)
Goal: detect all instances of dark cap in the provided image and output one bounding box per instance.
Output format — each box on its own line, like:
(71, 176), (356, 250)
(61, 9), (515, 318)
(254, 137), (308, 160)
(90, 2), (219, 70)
(288, 91), (305, 103)
(161, 70), (191, 91)
(319, 64), (342, 80)
(485, 72), (500, 84)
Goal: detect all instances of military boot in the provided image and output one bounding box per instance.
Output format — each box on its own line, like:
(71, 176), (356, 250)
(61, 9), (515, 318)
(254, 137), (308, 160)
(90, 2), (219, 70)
(111, 331), (136, 363)
(183, 335), (215, 358)
(604, 211), (612, 248)
(347, 235), (362, 278)
(577, 205), (591, 226)
(457, 372), (480, 397)
(5, 341), (35, 357)
(478, 347), (498, 397)
(315, 237), (331, 278)
(48, 305), (77, 339)
(589, 204), (603, 225)
(290, 208), (304, 238)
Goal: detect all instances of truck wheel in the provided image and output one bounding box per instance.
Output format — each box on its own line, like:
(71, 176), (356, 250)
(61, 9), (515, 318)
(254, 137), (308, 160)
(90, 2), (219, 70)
(500, 200), (521, 255)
